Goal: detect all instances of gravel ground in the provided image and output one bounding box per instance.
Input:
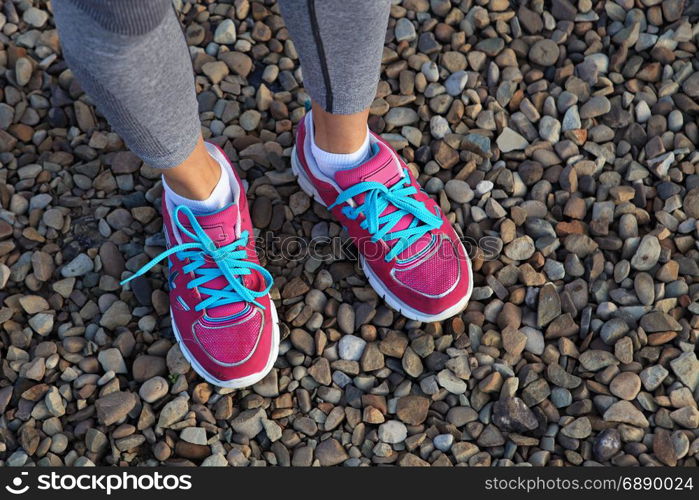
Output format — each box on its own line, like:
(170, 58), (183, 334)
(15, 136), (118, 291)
(0, 0), (698, 467)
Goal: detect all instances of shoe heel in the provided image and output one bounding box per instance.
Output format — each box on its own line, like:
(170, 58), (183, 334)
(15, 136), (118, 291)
(291, 147), (326, 207)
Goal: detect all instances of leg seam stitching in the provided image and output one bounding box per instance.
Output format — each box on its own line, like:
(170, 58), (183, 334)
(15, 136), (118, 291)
(307, 0), (333, 112)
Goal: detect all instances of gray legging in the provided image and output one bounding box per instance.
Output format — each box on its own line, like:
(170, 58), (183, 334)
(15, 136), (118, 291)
(52, 0), (390, 169)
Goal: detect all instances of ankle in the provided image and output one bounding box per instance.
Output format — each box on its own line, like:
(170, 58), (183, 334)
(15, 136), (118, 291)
(163, 143), (221, 200)
(309, 113), (372, 175)
(166, 160), (220, 200)
(311, 103), (370, 153)
(163, 151), (235, 214)
(313, 127), (368, 154)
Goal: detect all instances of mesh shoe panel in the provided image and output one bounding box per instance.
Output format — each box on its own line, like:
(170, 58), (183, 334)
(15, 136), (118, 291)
(393, 238), (459, 296)
(194, 311), (262, 364)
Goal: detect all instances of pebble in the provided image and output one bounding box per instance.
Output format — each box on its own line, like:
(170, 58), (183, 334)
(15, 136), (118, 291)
(22, 8), (46, 28)
(157, 397), (189, 429)
(579, 96), (611, 119)
(539, 116), (560, 143)
(338, 335), (366, 361)
(609, 372), (641, 400)
(504, 236), (535, 261)
(378, 421), (408, 444)
(95, 392), (137, 426)
(385, 107), (419, 126)
(214, 19), (237, 44)
(600, 318), (628, 345)
(231, 408), (265, 438)
(61, 254), (93, 277)
(444, 179), (474, 203)
(529, 39), (560, 66)
(396, 396), (430, 425)
(180, 427), (207, 446)
(492, 397), (538, 432)
(315, 438), (348, 466)
(630, 235), (661, 270)
(433, 434), (454, 452)
(100, 301), (131, 329)
(437, 369), (467, 394)
(336, 303), (355, 335)
(139, 376), (169, 403)
(98, 348), (127, 374)
(670, 353), (699, 391)
(28, 313), (53, 335)
(429, 115), (449, 139)
(496, 127), (529, 152)
(603, 401), (649, 427)
(634, 272), (655, 305)
(562, 417), (591, 439)
(640, 365), (669, 391)
(239, 109), (261, 131)
(593, 429), (622, 462)
(523, 327), (545, 355)
(444, 71), (468, 96)
(394, 18), (417, 42)
(15, 57), (32, 87)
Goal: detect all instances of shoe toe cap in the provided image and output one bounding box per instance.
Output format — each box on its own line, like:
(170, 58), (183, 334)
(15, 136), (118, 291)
(393, 237), (463, 298)
(194, 309), (263, 365)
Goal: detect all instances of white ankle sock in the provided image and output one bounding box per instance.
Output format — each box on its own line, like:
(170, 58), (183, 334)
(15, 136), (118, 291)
(163, 156), (234, 214)
(308, 111), (372, 179)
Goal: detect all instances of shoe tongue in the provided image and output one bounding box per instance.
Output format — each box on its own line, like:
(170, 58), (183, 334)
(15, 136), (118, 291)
(175, 204), (251, 318)
(334, 142), (403, 189)
(333, 141), (434, 262)
(176, 203), (239, 247)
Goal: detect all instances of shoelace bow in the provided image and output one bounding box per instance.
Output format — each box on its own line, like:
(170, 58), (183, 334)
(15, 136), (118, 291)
(328, 168), (442, 262)
(121, 205), (272, 311)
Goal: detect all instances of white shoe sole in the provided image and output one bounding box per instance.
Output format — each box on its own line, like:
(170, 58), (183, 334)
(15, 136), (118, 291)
(291, 147), (473, 323)
(171, 302), (280, 389)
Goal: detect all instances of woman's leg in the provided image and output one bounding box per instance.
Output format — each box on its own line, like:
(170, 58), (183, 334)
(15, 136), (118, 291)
(52, 0), (223, 205)
(53, 0), (278, 388)
(281, 0), (473, 322)
(278, 0), (390, 161)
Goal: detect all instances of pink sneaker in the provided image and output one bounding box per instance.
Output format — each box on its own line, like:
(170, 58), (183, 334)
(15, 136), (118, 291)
(123, 144), (279, 388)
(292, 114), (473, 322)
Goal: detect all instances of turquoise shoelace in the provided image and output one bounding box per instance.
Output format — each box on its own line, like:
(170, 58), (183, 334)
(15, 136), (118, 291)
(328, 168), (443, 262)
(121, 205), (273, 311)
